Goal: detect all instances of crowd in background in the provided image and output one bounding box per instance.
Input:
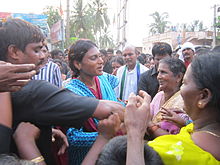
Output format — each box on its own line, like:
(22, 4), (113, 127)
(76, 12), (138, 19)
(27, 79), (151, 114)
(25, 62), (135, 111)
(0, 18), (220, 165)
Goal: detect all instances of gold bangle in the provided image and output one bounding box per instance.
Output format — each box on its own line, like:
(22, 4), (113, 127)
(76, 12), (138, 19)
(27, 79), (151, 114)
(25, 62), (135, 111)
(30, 156), (44, 163)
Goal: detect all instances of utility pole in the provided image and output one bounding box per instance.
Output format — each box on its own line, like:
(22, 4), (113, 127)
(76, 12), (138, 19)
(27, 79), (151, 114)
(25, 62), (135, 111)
(213, 4), (217, 47)
(66, 0), (70, 47)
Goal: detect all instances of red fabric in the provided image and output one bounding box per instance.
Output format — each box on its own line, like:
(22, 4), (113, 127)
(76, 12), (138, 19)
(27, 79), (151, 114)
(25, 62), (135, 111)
(88, 76), (102, 99)
(51, 127), (68, 165)
(83, 118), (98, 132)
(84, 76), (102, 132)
(184, 60), (190, 68)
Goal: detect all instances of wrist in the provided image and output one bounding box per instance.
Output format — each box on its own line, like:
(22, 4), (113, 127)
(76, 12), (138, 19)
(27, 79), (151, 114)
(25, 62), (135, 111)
(98, 134), (112, 141)
(147, 123), (160, 134)
(127, 130), (145, 140)
(185, 119), (193, 125)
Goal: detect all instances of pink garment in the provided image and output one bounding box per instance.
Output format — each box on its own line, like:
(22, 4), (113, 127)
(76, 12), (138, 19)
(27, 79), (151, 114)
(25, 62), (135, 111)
(150, 91), (189, 134)
(150, 91), (164, 117)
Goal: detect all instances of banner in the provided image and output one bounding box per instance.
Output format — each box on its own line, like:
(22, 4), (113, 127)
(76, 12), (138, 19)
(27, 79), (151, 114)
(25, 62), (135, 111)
(0, 12), (49, 37)
(50, 20), (62, 44)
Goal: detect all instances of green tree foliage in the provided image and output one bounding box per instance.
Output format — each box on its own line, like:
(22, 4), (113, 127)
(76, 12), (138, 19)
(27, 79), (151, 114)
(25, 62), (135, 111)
(149, 11), (170, 35)
(99, 27), (114, 48)
(69, 0), (114, 48)
(188, 20), (207, 32)
(43, 0), (114, 49)
(43, 6), (61, 28)
(70, 0), (93, 40)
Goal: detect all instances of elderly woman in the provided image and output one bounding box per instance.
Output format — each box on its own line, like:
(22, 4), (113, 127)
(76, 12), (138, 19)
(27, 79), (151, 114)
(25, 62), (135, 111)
(65, 39), (122, 165)
(149, 58), (190, 137)
(125, 52), (220, 164)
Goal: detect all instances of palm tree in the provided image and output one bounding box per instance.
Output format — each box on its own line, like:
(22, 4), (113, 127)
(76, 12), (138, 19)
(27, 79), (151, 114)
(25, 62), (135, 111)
(88, 0), (111, 46)
(70, 0), (94, 40)
(65, 0), (114, 48)
(149, 11), (170, 35)
(89, 0), (110, 33)
(99, 27), (115, 48)
(43, 6), (62, 28)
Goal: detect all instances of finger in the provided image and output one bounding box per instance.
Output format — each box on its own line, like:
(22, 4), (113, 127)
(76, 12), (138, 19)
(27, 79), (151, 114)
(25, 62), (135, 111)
(58, 145), (67, 155)
(136, 95), (144, 106)
(161, 107), (172, 115)
(13, 70), (36, 80)
(113, 113), (121, 127)
(139, 90), (151, 101)
(142, 91), (151, 104)
(127, 93), (137, 106)
(61, 134), (69, 147)
(9, 79), (31, 86)
(173, 109), (184, 113)
(6, 86), (22, 92)
(162, 116), (173, 120)
(161, 107), (169, 111)
(10, 64), (36, 72)
(0, 61), (7, 64)
(160, 109), (168, 115)
(120, 123), (127, 134)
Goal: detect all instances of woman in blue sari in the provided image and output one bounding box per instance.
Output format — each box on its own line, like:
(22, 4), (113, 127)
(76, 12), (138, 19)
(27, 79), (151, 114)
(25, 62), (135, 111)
(65, 39), (122, 165)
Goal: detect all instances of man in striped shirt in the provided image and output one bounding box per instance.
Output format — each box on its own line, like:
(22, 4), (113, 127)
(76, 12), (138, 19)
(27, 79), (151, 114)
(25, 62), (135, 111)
(32, 45), (62, 88)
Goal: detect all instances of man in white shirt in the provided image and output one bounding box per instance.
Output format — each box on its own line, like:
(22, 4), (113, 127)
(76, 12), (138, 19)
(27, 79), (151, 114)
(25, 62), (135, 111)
(115, 45), (148, 101)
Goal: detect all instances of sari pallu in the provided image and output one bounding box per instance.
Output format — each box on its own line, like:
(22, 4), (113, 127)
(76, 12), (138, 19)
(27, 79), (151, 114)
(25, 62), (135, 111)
(151, 91), (190, 134)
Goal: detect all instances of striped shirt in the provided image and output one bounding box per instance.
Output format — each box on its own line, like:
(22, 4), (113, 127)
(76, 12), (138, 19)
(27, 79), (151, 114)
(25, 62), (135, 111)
(32, 61), (62, 88)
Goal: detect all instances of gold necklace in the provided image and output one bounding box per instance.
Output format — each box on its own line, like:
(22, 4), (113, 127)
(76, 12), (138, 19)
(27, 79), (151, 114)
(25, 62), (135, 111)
(195, 122), (220, 138)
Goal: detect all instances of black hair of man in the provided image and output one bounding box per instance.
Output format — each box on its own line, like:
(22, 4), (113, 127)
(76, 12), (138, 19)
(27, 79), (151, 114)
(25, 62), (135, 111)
(50, 49), (64, 59)
(96, 136), (163, 165)
(152, 42), (172, 58)
(0, 18), (45, 61)
(100, 49), (108, 57)
(107, 48), (114, 54)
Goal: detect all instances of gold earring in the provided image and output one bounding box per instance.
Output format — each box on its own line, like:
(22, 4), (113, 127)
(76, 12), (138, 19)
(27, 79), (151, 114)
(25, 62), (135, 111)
(198, 102), (202, 108)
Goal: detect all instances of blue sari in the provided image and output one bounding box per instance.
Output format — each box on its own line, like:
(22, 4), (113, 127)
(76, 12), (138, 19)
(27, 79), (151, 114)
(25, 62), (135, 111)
(65, 73), (121, 165)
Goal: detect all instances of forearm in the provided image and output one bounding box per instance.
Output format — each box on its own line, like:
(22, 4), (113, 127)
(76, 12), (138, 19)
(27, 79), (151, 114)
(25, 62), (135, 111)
(0, 92), (12, 128)
(82, 135), (109, 165)
(14, 136), (46, 165)
(127, 134), (145, 165)
(93, 100), (124, 120)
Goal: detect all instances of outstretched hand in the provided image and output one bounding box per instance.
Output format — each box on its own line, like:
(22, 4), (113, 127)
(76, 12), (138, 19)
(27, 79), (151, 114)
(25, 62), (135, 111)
(125, 90), (151, 138)
(98, 113), (121, 140)
(52, 128), (69, 155)
(0, 61), (36, 92)
(160, 107), (186, 127)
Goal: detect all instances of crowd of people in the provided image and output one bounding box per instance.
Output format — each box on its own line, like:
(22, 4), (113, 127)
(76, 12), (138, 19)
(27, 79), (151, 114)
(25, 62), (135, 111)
(0, 18), (220, 165)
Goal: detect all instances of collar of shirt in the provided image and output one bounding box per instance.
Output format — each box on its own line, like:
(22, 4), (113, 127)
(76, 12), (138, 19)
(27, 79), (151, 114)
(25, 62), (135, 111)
(151, 66), (158, 76)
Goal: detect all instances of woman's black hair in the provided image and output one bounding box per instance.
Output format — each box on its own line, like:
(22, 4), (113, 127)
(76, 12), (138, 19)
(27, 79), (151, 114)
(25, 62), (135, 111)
(68, 39), (97, 77)
(110, 56), (125, 66)
(190, 52), (220, 110)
